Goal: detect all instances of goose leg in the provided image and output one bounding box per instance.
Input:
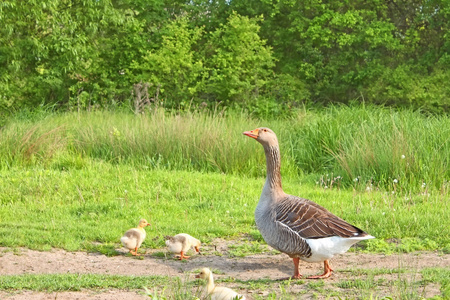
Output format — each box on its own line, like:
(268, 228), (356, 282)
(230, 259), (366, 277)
(307, 260), (333, 279)
(292, 257), (302, 279)
(278, 257), (302, 280)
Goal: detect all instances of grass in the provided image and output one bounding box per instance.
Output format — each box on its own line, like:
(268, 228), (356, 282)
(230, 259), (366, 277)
(422, 268), (450, 299)
(0, 105), (449, 190)
(0, 273), (171, 292)
(0, 267), (447, 299)
(0, 163), (448, 252)
(0, 105), (449, 298)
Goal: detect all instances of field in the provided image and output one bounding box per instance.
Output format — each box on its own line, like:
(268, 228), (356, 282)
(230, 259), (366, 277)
(0, 106), (449, 299)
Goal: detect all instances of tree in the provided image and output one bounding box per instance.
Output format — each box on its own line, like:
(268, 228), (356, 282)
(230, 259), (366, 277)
(204, 12), (275, 104)
(131, 16), (206, 109)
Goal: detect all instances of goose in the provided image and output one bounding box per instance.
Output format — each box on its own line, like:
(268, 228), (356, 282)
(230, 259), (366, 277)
(120, 219), (150, 256)
(196, 267), (246, 300)
(165, 233), (201, 260)
(243, 127), (375, 279)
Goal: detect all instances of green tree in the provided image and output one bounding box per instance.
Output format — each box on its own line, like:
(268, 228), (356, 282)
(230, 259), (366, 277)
(191, 0), (449, 111)
(204, 12), (275, 104)
(0, 1), (127, 109)
(131, 16), (205, 109)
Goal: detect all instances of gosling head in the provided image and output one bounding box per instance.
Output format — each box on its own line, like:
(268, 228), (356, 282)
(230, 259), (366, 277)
(195, 267), (211, 279)
(193, 239), (201, 254)
(243, 127), (278, 146)
(138, 219), (151, 228)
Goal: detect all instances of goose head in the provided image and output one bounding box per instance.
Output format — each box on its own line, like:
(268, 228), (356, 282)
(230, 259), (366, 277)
(243, 127), (278, 147)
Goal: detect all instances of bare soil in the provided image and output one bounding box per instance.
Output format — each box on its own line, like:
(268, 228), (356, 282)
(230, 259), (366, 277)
(0, 240), (448, 299)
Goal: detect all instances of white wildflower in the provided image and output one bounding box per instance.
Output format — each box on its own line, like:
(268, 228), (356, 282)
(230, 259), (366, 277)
(393, 179), (398, 184)
(401, 155), (406, 159)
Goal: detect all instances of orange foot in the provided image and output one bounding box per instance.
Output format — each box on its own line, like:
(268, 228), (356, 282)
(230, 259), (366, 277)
(277, 257), (303, 280)
(176, 251), (190, 260)
(130, 248), (141, 256)
(307, 260), (333, 279)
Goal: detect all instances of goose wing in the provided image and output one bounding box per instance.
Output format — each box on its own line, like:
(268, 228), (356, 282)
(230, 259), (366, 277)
(276, 195), (366, 239)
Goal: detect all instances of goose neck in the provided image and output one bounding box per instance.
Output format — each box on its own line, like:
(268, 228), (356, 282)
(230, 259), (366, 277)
(263, 144), (283, 192)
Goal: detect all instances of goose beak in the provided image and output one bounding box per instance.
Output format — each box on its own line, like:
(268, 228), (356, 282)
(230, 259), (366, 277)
(243, 129), (259, 139)
(195, 274), (200, 278)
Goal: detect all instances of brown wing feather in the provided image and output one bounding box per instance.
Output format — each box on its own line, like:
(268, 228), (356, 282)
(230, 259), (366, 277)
(277, 195), (366, 239)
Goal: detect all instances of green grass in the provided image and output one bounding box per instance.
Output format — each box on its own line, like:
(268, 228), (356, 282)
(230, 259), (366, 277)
(1, 105), (449, 190)
(0, 274), (170, 292)
(0, 163), (448, 252)
(0, 267), (447, 299)
(422, 268), (450, 299)
(0, 106), (448, 298)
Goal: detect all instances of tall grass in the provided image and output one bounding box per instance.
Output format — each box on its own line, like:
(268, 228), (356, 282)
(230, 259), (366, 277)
(286, 105), (450, 190)
(0, 105), (448, 190)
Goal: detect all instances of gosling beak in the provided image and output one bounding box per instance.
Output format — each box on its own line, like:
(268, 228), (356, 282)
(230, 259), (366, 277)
(195, 274), (200, 278)
(243, 129), (259, 139)
(195, 246), (200, 254)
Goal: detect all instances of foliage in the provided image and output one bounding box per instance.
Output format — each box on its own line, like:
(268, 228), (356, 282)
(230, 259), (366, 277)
(0, 0), (127, 110)
(218, 0), (450, 111)
(131, 16), (206, 109)
(202, 12), (275, 105)
(1, 1), (449, 113)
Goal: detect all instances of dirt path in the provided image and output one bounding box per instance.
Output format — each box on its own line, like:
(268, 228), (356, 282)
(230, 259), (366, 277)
(0, 242), (448, 299)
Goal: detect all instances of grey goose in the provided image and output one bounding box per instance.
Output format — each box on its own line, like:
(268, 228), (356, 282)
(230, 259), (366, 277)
(243, 127), (374, 279)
